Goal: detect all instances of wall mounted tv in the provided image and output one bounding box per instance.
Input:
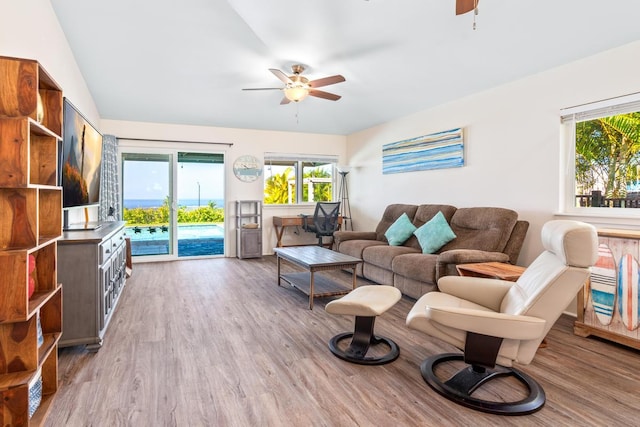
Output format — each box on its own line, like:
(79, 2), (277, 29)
(61, 98), (103, 229)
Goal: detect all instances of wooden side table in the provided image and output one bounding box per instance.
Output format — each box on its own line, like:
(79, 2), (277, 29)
(456, 262), (526, 282)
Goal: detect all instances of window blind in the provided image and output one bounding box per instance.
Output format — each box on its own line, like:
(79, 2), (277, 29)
(560, 92), (640, 123)
(264, 153), (338, 163)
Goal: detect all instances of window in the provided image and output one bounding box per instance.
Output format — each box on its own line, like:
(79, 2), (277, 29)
(263, 154), (338, 205)
(561, 93), (640, 212)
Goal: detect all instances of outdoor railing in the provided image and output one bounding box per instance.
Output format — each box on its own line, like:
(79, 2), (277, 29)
(576, 191), (640, 208)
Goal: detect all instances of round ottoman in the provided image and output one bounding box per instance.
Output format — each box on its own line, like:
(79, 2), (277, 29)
(325, 285), (402, 365)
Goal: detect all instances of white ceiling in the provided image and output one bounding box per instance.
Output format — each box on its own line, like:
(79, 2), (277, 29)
(50, 0), (640, 136)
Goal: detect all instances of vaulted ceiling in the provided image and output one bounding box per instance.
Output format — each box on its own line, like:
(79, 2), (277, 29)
(51, 0), (640, 135)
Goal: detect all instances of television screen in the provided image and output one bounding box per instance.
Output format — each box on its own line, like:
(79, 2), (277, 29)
(61, 98), (103, 209)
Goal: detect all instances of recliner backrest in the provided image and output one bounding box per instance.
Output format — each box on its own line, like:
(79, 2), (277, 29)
(440, 207), (518, 253)
(374, 204), (419, 241)
(403, 204), (457, 250)
(499, 220), (598, 362)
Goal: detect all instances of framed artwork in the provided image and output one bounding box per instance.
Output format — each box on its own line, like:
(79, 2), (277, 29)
(382, 128), (464, 174)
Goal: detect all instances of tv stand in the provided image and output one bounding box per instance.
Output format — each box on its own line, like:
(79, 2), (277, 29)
(63, 210), (102, 231)
(63, 221), (102, 231)
(58, 221), (127, 350)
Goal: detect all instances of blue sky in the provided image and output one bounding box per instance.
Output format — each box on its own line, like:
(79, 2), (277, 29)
(123, 160), (224, 201)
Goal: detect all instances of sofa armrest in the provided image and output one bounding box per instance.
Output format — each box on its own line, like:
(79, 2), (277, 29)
(436, 249), (510, 280)
(333, 231), (378, 248)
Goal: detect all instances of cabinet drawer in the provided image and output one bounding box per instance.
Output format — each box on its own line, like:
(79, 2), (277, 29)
(99, 238), (113, 264)
(110, 228), (126, 253)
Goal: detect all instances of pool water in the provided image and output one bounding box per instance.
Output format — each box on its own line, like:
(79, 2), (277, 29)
(126, 224), (225, 257)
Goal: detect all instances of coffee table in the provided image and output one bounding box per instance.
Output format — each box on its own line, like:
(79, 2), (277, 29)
(274, 246), (362, 310)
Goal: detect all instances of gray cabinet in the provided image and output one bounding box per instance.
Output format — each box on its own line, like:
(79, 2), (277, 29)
(236, 200), (262, 259)
(58, 221), (127, 351)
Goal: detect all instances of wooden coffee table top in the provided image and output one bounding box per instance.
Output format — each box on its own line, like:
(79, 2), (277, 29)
(274, 246), (361, 269)
(456, 262), (526, 282)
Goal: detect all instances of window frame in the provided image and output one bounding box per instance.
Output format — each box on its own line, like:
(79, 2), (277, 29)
(560, 92), (640, 217)
(263, 153), (338, 206)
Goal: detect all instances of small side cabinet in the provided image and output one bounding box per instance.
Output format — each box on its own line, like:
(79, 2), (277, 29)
(574, 228), (640, 350)
(236, 200), (262, 259)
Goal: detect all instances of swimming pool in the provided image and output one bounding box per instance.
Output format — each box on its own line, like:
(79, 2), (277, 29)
(126, 224), (225, 257)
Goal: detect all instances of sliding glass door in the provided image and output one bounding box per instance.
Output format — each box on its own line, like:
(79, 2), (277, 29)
(121, 150), (225, 260)
(176, 152), (225, 257)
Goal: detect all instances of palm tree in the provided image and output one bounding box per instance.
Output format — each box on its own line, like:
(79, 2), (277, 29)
(265, 167), (295, 204)
(576, 112), (640, 198)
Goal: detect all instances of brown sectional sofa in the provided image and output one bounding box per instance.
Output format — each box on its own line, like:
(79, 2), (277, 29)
(333, 204), (529, 299)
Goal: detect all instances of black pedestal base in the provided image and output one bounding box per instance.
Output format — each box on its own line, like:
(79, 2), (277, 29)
(420, 353), (545, 415)
(328, 315), (399, 365)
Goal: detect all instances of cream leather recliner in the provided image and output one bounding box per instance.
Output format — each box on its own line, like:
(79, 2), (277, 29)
(406, 220), (598, 415)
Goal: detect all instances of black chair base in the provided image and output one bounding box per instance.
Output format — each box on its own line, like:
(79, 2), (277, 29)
(420, 353), (545, 415)
(328, 316), (399, 365)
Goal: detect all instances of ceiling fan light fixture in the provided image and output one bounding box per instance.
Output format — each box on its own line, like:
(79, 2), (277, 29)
(284, 84), (309, 102)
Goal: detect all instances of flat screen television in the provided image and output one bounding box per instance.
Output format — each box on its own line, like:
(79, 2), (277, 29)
(61, 98), (103, 230)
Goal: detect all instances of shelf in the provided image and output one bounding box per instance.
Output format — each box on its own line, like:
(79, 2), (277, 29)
(0, 55), (62, 426)
(0, 349), (58, 425)
(0, 188), (61, 250)
(0, 188), (38, 249)
(0, 56), (63, 136)
(0, 247), (60, 323)
(38, 188), (63, 239)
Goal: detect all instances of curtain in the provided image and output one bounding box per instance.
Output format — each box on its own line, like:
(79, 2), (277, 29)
(99, 134), (121, 221)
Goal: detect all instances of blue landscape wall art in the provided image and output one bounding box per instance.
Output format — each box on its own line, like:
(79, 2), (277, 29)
(382, 127), (464, 174)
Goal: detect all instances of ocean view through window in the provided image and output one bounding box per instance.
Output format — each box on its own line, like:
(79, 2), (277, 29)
(121, 151), (225, 258)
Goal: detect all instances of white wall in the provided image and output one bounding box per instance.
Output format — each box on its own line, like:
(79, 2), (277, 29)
(101, 119), (347, 256)
(0, 0), (100, 124)
(347, 40), (640, 269)
(1, 0), (101, 225)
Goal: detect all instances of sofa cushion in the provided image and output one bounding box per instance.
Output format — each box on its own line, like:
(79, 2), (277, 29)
(414, 211), (457, 254)
(392, 253), (439, 284)
(338, 239), (387, 260)
(362, 245), (420, 270)
(440, 207), (518, 253)
(402, 204), (457, 250)
(384, 213), (417, 246)
(375, 204), (419, 242)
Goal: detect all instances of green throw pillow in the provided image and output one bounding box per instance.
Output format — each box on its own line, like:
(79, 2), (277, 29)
(384, 213), (417, 246)
(414, 211), (456, 254)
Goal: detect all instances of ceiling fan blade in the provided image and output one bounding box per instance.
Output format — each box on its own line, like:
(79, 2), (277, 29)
(308, 75), (346, 88)
(270, 68), (292, 84)
(309, 89), (341, 101)
(456, 0), (478, 15)
(280, 97), (291, 105)
(242, 87), (282, 91)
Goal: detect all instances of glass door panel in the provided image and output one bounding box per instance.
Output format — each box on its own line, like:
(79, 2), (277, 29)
(122, 153), (173, 258)
(176, 152), (225, 257)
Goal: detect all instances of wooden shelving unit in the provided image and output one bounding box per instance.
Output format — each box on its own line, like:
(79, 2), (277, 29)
(235, 200), (262, 259)
(0, 56), (63, 426)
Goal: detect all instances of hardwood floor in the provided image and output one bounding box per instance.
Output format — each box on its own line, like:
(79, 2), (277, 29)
(47, 256), (639, 426)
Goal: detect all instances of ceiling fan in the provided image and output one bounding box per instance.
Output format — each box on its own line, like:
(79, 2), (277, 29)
(456, 0), (479, 15)
(242, 65), (346, 105)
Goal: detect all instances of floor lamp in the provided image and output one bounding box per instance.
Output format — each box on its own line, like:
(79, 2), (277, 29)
(337, 166), (352, 231)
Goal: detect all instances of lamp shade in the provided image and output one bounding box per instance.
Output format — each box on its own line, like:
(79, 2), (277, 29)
(337, 165), (351, 174)
(284, 85), (309, 102)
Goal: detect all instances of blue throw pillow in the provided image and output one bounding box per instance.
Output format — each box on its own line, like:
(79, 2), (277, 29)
(414, 211), (456, 254)
(384, 213), (417, 246)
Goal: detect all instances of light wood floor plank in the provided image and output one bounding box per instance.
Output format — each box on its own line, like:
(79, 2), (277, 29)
(46, 256), (640, 426)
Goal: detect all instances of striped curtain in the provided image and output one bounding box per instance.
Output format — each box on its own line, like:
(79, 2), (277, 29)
(99, 134), (121, 221)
